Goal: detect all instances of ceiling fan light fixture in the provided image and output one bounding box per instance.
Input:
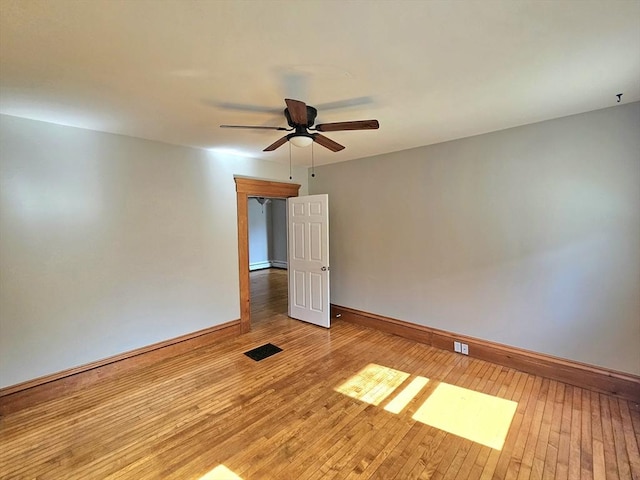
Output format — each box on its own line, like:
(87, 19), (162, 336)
(288, 134), (313, 148)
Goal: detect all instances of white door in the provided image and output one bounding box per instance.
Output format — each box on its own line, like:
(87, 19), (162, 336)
(287, 194), (330, 328)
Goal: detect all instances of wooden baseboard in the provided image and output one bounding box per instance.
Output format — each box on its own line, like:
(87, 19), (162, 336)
(332, 305), (640, 402)
(0, 320), (241, 415)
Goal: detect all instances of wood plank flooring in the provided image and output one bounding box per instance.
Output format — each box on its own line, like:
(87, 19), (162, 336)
(250, 268), (288, 326)
(1, 268), (638, 479)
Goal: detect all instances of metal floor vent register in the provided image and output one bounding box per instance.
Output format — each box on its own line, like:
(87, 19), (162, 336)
(244, 343), (282, 361)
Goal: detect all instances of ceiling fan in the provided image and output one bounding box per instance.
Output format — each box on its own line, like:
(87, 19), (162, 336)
(220, 98), (379, 152)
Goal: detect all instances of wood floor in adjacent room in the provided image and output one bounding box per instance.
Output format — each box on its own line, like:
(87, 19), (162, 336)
(1, 269), (639, 479)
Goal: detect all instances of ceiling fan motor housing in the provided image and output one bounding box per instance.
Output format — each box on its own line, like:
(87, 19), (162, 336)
(284, 106), (317, 128)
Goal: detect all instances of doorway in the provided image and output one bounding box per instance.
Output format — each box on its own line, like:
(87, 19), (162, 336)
(248, 196), (288, 326)
(234, 177), (301, 333)
(247, 197), (287, 272)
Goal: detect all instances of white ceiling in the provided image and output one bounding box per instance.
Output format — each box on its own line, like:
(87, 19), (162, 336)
(1, 0), (639, 166)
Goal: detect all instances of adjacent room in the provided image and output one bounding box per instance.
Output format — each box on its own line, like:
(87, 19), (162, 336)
(248, 196), (288, 325)
(1, 1), (639, 478)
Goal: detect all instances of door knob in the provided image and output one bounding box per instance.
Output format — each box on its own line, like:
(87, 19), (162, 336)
(321, 266), (330, 271)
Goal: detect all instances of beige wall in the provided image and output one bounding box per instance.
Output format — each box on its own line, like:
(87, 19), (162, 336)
(310, 102), (640, 375)
(0, 114), (308, 388)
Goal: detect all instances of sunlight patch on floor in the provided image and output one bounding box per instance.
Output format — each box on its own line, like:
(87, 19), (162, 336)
(199, 464), (243, 480)
(412, 382), (517, 450)
(335, 363), (410, 405)
(384, 376), (429, 414)
(335, 363), (518, 451)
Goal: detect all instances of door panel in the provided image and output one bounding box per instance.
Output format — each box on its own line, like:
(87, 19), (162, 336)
(310, 223), (322, 261)
(292, 222), (305, 260)
(310, 272), (323, 312)
(293, 270), (306, 308)
(288, 194), (330, 328)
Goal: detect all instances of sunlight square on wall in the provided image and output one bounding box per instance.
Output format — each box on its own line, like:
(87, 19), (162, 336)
(412, 383), (517, 450)
(335, 363), (410, 406)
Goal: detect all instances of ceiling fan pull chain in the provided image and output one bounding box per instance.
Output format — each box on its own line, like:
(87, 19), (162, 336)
(311, 141), (315, 178)
(289, 142), (293, 180)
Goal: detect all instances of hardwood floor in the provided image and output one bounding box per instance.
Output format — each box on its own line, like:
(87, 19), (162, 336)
(250, 268), (288, 326)
(1, 269), (638, 479)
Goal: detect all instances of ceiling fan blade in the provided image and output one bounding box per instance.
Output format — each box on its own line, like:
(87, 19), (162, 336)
(315, 120), (379, 132)
(314, 96), (374, 111)
(263, 135), (289, 152)
(213, 101), (282, 115)
(285, 98), (308, 125)
(220, 125), (289, 131)
(313, 134), (345, 152)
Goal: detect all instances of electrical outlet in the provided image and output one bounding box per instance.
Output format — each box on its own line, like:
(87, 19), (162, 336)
(454, 341), (461, 353)
(461, 343), (469, 355)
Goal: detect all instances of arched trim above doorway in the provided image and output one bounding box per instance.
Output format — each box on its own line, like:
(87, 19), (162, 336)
(235, 177), (301, 333)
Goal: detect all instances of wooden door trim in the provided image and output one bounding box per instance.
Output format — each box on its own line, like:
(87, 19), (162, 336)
(235, 177), (301, 333)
